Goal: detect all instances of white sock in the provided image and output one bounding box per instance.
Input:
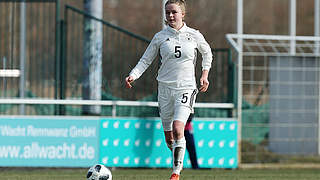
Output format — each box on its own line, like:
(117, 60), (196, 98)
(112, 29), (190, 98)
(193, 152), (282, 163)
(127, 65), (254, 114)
(172, 137), (186, 175)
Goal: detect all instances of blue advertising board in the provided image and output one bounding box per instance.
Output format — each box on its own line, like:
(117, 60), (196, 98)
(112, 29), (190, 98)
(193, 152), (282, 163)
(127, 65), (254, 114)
(0, 117), (238, 168)
(99, 118), (238, 168)
(0, 117), (99, 167)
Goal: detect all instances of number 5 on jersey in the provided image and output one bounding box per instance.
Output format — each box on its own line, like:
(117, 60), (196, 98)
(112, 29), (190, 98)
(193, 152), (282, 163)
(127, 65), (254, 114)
(175, 46), (181, 58)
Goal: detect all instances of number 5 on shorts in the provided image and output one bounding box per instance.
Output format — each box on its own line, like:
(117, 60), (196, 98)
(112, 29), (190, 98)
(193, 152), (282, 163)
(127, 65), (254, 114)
(181, 93), (188, 103)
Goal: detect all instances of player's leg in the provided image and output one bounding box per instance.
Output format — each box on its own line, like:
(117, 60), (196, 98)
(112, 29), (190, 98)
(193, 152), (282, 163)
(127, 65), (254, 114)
(171, 89), (198, 176)
(185, 113), (199, 169)
(172, 120), (186, 175)
(158, 83), (174, 151)
(171, 107), (189, 175)
(185, 127), (199, 169)
(164, 131), (174, 151)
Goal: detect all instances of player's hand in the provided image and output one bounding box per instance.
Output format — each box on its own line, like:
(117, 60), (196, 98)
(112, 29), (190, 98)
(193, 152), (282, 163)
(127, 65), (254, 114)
(199, 77), (209, 92)
(199, 70), (209, 92)
(125, 76), (134, 89)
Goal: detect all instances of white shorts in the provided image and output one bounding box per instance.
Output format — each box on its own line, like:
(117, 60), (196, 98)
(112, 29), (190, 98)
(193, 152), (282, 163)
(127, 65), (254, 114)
(158, 84), (198, 131)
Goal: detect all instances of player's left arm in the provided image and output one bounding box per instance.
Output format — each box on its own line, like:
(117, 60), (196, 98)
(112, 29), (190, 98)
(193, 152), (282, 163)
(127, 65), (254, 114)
(199, 69), (209, 92)
(196, 31), (213, 92)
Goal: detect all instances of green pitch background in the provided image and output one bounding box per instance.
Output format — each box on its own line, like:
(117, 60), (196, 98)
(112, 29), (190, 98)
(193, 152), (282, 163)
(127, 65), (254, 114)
(0, 167), (319, 180)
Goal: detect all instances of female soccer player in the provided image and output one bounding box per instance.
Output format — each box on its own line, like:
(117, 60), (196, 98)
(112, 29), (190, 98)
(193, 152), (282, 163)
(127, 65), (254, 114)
(125, 0), (213, 179)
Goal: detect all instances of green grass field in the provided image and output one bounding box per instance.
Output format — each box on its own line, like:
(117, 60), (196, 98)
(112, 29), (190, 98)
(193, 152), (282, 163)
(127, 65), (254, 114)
(0, 167), (320, 180)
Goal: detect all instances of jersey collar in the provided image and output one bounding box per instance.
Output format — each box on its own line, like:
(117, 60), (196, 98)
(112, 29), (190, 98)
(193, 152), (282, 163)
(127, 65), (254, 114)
(167, 23), (188, 34)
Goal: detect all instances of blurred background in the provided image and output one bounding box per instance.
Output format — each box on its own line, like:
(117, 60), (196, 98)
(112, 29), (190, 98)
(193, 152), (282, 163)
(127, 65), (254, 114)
(0, 0), (319, 167)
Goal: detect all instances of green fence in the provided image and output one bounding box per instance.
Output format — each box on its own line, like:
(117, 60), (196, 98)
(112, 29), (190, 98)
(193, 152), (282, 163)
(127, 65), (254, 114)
(0, 3), (235, 116)
(63, 5), (234, 103)
(0, 1), (57, 99)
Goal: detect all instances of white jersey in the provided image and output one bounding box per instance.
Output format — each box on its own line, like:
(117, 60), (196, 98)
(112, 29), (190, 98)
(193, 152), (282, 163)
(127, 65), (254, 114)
(129, 23), (213, 90)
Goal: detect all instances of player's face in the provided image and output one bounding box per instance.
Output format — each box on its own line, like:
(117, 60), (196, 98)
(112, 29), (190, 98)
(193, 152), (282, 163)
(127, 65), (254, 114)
(165, 3), (185, 30)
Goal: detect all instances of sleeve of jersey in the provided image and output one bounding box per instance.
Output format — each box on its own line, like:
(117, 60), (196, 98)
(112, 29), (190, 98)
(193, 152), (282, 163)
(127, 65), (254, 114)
(129, 35), (159, 80)
(196, 31), (213, 71)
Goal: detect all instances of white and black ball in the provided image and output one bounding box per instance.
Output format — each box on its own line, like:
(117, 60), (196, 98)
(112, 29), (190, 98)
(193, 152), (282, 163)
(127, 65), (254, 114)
(86, 164), (112, 180)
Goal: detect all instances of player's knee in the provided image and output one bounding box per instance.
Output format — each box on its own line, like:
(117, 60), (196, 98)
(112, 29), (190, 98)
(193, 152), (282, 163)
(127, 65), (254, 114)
(173, 122), (185, 139)
(173, 128), (184, 140)
(166, 139), (174, 150)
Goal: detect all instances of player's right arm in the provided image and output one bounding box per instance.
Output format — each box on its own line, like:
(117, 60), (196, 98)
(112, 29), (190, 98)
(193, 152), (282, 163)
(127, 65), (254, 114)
(125, 33), (160, 89)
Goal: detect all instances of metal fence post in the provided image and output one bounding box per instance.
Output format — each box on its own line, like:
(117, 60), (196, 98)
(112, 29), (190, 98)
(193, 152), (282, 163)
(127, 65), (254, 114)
(55, 0), (61, 115)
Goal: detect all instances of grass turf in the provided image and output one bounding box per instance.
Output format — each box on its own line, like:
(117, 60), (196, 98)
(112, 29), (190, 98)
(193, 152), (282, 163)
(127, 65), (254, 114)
(0, 168), (319, 180)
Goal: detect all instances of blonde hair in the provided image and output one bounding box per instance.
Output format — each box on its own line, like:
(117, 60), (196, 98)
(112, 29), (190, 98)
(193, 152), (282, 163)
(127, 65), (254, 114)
(165, 0), (186, 15)
(164, 0), (187, 24)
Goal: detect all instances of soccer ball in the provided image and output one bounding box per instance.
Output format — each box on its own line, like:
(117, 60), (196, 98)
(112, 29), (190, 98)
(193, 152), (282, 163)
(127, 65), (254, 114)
(86, 164), (112, 180)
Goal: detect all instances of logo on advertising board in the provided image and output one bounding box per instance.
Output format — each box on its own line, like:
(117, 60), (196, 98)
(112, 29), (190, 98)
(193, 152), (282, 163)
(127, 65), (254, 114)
(0, 117), (99, 167)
